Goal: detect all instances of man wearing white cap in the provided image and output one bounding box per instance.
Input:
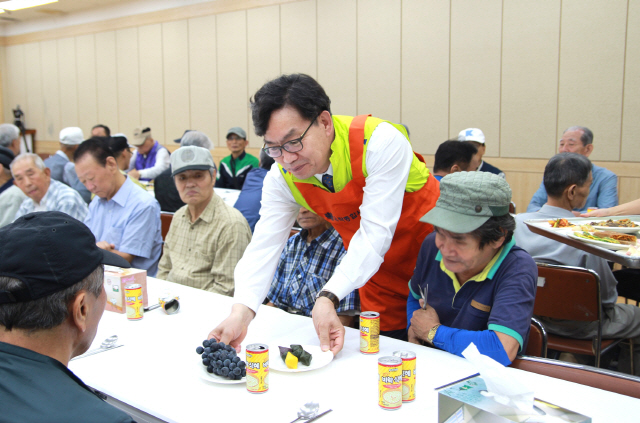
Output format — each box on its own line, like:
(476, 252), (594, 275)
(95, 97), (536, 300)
(44, 127), (85, 183)
(127, 126), (170, 181)
(457, 128), (505, 179)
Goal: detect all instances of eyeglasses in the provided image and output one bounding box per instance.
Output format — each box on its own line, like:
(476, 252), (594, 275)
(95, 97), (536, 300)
(262, 115), (318, 158)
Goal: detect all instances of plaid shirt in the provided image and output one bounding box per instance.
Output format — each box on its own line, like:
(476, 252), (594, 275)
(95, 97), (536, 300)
(15, 179), (88, 222)
(267, 227), (359, 316)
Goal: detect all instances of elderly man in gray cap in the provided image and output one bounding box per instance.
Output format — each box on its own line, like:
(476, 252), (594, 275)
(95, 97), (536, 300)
(157, 146), (251, 296)
(127, 125), (170, 181)
(216, 126), (259, 190)
(407, 171), (537, 365)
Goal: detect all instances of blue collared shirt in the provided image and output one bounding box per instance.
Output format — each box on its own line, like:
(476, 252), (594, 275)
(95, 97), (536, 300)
(15, 179), (88, 222)
(85, 177), (163, 276)
(267, 226), (359, 316)
(527, 163), (618, 212)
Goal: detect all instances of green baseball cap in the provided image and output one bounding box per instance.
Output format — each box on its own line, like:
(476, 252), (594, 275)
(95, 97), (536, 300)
(420, 171), (512, 233)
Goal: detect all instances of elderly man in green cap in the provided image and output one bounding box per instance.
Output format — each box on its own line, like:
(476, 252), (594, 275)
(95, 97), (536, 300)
(407, 171), (537, 365)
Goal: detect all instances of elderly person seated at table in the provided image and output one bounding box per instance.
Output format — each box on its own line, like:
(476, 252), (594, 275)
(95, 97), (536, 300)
(12, 153), (88, 222)
(157, 146), (251, 296)
(75, 138), (163, 277)
(515, 152), (640, 375)
(407, 172), (537, 365)
(0, 212), (134, 423)
(266, 207), (359, 326)
(0, 147), (26, 228)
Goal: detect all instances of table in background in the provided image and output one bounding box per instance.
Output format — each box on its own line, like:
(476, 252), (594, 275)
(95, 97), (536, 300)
(69, 278), (640, 422)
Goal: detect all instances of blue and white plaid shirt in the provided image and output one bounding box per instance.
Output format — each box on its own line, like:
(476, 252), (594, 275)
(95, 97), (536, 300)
(15, 179), (88, 222)
(267, 227), (359, 316)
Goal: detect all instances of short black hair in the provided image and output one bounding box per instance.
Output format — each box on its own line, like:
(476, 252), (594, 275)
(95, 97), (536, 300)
(108, 136), (129, 157)
(250, 74), (331, 137)
(543, 152), (592, 198)
(74, 137), (114, 166)
(433, 140), (478, 173)
(92, 124), (111, 137)
(470, 214), (516, 250)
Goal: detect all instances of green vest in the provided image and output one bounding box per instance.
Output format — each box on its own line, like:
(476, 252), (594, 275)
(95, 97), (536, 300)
(278, 115), (430, 212)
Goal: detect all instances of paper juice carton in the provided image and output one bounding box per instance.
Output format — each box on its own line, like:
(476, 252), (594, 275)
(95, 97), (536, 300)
(104, 266), (148, 313)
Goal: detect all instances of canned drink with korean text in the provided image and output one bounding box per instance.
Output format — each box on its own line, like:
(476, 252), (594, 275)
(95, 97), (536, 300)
(378, 356), (403, 410)
(393, 350), (416, 402)
(360, 311), (380, 354)
(124, 284), (143, 321)
(245, 343), (269, 393)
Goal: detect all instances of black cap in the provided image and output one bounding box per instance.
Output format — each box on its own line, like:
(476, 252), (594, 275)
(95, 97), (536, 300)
(0, 146), (15, 169)
(0, 211), (130, 305)
(174, 130), (193, 144)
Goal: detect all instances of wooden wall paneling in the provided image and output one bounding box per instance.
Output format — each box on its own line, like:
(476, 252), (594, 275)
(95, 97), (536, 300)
(188, 15), (218, 144)
(619, 177), (640, 204)
(621, 0), (640, 162)
(401, 0), (450, 155)
(500, 0), (560, 159)
(504, 171), (544, 214)
(3, 45), (26, 124)
(357, 0), (401, 122)
(138, 24), (165, 144)
(557, 0), (627, 161)
(94, 32), (119, 136)
(162, 21), (190, 145)
(75, 34), (98, 136)
(115, 28), (140, 138)
(247, 5), (280, 142)
(40, 40), (61, 140)
(216, 11), (248, 147)
(57, 37), (79, 129)
(317, 0), (357, 116)
(24, 43), (44, 139)
(280, 0), (317, 78)
(449, 0), (502, 156)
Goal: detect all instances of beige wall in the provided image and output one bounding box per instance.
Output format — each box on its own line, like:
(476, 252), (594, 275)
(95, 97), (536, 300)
(2, 0), (639, 210)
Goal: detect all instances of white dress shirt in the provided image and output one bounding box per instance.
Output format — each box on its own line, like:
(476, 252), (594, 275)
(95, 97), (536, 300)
(234, 122), (415, 313)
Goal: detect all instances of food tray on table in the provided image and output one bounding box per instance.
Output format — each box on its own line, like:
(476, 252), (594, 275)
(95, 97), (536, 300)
(524, 216), (640, 269)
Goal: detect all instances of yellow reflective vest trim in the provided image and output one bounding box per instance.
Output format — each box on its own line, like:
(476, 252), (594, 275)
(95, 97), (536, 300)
(278, 115), (430, 213)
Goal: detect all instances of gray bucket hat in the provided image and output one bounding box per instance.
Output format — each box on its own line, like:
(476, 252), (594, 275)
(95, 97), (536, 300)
(420, 171), (511, 233)
(171, 146), (214, 177)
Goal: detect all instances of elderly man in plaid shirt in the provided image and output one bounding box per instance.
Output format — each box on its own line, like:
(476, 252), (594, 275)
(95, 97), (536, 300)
(266, 207), (359, 326)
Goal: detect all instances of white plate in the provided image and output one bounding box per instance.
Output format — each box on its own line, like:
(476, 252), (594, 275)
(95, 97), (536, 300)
(567, 232), (631, 251)
(197, 358), (245, 384)
(587, 222), (640, 233)
(270, 345), (333, 373)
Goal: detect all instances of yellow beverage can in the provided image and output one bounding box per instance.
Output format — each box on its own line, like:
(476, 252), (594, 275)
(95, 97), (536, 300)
(245, 343), (269, 393)
(124, 284), (143, 321)
(360, 311), (380, 354)
(393, 350), (416, 402)
(378, 356), (402, 410)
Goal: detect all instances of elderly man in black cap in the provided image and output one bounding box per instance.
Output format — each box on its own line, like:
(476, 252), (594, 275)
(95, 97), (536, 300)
(407, 172), (537, 365)
(0, 211), (134, 422)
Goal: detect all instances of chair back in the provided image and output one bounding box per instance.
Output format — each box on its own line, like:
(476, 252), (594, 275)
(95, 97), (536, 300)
(534, 263), (601, 322)
(524, 316), (547, 358)
(160, 212), (174, 240)
(511, 356), (640, 399)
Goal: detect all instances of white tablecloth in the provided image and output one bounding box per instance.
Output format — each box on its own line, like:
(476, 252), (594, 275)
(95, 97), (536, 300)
(69, 278), (640, 422)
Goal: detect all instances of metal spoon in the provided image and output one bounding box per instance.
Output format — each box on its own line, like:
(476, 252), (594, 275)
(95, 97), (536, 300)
(71, 335), (119, 361)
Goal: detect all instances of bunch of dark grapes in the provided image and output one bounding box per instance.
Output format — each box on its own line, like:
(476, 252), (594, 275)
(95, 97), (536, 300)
(196, 339), (246, 380)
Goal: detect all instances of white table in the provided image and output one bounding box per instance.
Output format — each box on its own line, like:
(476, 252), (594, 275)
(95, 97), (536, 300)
(69, 278), (640, 422)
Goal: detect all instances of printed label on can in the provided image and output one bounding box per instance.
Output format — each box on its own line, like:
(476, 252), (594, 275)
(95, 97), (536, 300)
(124, 284), (143, 320)
(378, 357), (402, 410)
(245, 343), (269, 393)
(393, 351), (416, 402)
(360, 311), (380, 354)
